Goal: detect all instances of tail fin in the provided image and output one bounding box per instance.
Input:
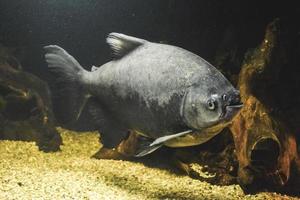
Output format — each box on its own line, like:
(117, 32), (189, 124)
(44, 45), (90, 125)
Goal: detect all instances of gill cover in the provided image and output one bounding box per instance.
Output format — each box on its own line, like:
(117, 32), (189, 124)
(180, 85), (225, 130)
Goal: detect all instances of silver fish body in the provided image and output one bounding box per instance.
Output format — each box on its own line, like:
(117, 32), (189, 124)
(44, 33), (242, 156)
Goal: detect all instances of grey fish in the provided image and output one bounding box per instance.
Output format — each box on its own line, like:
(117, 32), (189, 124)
(44, 33), (242, 157)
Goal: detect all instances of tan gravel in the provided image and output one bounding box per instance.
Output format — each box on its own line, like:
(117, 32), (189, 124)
(0, 128), (298, 200)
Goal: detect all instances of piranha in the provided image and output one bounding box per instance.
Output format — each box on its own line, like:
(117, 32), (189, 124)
(44, 33), (242, 157)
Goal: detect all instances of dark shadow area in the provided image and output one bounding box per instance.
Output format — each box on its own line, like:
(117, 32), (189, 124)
(0, 60), (62, 152)
(127, 129), (238, 185)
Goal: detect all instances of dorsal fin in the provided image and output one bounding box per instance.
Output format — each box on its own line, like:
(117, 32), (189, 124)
(106, 33), (147, 59)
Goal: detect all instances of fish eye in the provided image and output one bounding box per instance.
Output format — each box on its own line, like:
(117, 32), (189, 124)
(207, 99), (217, 110)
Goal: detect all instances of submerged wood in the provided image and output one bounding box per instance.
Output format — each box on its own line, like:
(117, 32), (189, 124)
(0, 48), (61, 152)
(229, 19), (300, 193)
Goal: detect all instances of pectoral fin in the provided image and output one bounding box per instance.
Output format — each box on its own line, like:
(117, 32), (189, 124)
(132, 135), (160, 157)
(134, 130), (193, 157)
(134, 144), (163, 157)
(150, 130), (193, 146)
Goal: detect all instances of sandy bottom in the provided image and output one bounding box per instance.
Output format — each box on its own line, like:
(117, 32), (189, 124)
(0, 128), (297, 200)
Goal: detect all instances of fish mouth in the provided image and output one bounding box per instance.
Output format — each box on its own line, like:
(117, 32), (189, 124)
(222, 103), (243, 121)
(226, 103), (243, 109)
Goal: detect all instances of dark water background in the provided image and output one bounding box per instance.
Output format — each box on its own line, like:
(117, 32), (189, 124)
(0, 0), (299, 130)
(1, 0), (298, 75)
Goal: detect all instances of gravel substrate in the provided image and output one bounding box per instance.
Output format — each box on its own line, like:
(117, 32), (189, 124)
(0, 128), (298, 200)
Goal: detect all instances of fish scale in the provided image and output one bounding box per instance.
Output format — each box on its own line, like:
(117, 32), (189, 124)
(44, 32), (242, 156)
